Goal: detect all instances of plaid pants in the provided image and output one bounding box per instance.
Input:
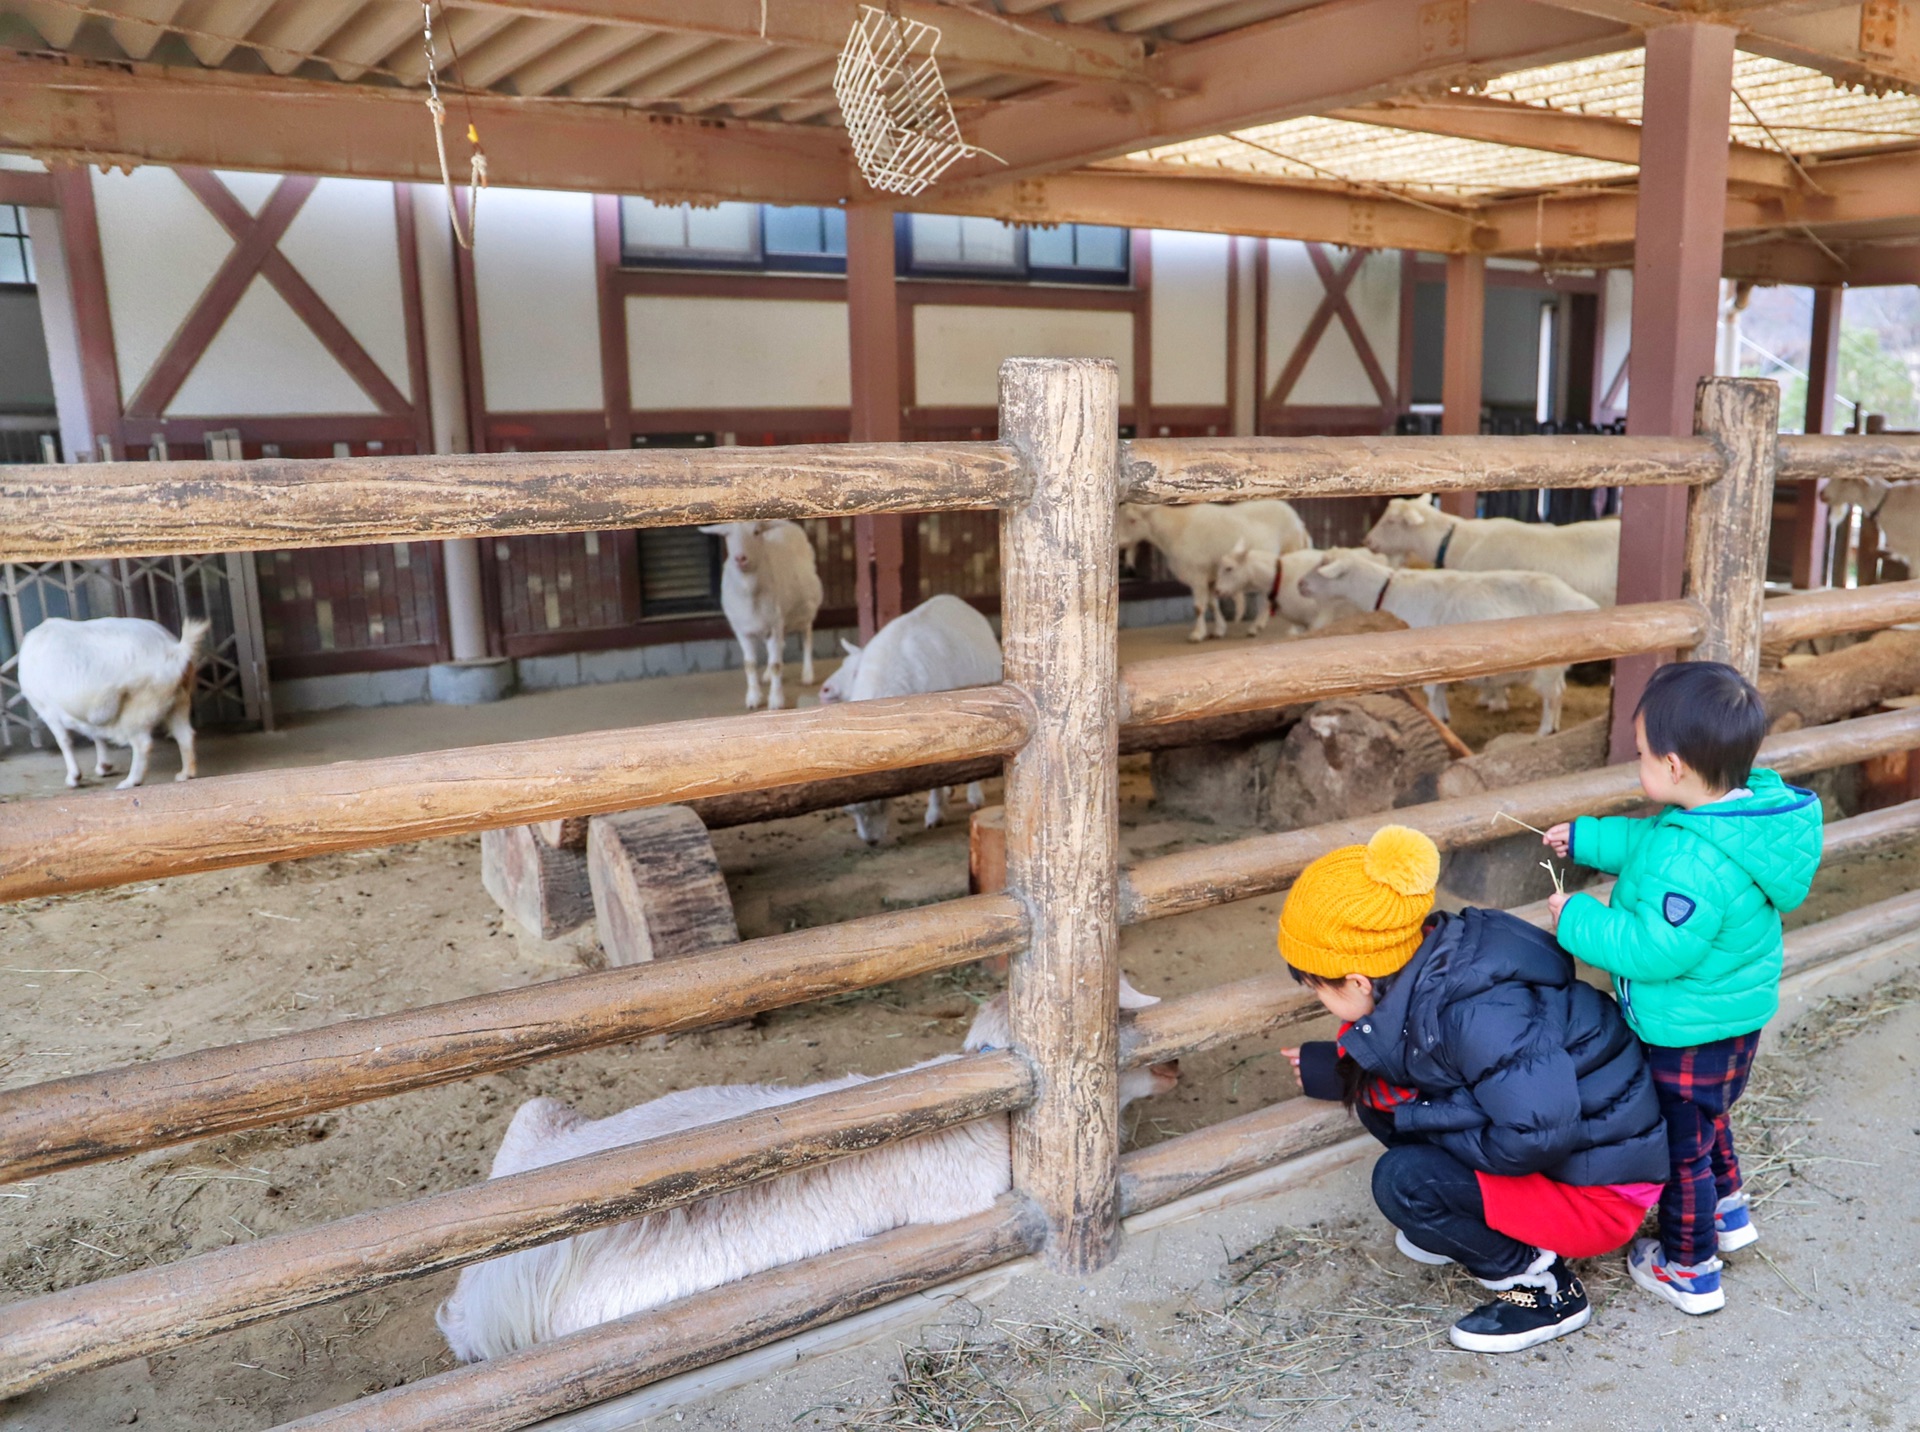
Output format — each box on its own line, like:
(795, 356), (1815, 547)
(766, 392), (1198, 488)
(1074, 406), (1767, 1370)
(1647, 1030), (1762, 1267)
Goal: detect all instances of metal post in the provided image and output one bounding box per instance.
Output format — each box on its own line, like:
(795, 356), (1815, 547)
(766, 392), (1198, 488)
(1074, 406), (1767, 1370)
(1439, 251), (1485, 517)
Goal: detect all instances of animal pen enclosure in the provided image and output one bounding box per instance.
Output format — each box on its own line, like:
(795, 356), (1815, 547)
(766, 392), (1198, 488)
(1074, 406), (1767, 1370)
(2, 361), (1920, 1430)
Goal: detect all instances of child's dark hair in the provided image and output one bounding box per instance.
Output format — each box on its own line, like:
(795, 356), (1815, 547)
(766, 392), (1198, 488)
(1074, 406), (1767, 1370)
(1633, 660), (1768, 793)
(1286, 964), (1375, 1110)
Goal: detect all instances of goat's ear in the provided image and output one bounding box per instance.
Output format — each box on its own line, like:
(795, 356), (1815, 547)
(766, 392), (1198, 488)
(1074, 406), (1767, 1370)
(749, 519), (774, 534)
(840, 638), (861, 657)
(1117, 974), (1160, 1010)
(697, 523), (729, 536)
(1229, 538), (1247, 556)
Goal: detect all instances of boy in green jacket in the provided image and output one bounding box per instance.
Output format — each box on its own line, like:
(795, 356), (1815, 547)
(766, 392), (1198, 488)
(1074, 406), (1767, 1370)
(1544, 661), (1823, 1317)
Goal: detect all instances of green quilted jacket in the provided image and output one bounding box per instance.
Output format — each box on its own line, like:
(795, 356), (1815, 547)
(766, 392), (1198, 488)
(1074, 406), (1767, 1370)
(1558, 768), (1824, 1048)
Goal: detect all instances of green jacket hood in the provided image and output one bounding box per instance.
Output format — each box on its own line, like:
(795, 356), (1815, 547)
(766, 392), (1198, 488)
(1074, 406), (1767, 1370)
(1667, 767), (1823, 914)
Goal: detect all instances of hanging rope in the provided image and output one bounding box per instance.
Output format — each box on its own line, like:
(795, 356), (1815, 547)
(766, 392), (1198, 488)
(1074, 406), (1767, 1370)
(423, 1), (486, 250)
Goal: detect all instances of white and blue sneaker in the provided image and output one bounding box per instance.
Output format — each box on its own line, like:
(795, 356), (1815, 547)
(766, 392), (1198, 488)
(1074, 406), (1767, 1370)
(1715, 1192), (1758, 1253)
(1627, 1237), (1725, 1315)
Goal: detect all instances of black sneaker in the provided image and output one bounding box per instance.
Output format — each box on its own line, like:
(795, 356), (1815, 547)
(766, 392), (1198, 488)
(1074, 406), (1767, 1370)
(1448, 1259), (1591, 1353)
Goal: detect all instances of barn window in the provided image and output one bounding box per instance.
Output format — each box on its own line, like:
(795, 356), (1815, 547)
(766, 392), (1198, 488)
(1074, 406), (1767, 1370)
(621, 198), (761, 265)
(0, 206), (34, 286)
(901, 215), (1129, 285)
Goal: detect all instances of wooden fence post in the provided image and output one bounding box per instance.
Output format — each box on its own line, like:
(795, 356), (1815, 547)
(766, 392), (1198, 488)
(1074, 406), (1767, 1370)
(1686, 377), (1781, 678)
(997, 356), (1122, 1274)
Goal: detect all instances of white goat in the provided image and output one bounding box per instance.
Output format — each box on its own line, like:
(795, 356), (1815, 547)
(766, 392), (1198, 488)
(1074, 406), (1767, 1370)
(1823, 475), (1920, 571)
(1363, 498), (1620, 607)
(1115, 501), (1312, 642)
(1213, 544), (1366, 636)
(1299, 549), (1598, 735)
(436, 981), (1178, 1363)
(698, 521), (824, 711)
(818, 594), (1002, 845)
(18, 616), (207, 789)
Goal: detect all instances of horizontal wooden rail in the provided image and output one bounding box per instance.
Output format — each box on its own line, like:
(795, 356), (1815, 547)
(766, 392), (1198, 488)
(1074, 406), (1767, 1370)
(0, 443), (1025, 562)
(1776, 434), (1920, 485)
(271, 1101), (1359, 1432)
(0, 1052), (1034, 1400)
(1120, 973), (1315, 1071)
(1762, 579), (1920, 644)
(0, 687), (1034, 904)
(1121, 706), (1920, 923)
(1509, 797), (1920, 931)
(0, 895), (1024, 1185)
(1780, 887), (1920, 978)
(1121, 434), (1722, 504)
(1121, 600), (1705, 728)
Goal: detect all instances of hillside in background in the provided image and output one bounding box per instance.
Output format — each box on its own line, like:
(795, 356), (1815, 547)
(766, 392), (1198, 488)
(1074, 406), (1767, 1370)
(1740, 283), (1920, 432)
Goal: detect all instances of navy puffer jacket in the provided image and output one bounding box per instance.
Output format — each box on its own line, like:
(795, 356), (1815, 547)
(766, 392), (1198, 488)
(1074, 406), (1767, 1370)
(1334, 908), (1668, 1186)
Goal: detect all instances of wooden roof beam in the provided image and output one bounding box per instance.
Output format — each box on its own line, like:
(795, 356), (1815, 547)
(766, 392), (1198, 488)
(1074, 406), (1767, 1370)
(0, 52), (853, 205)
(953, 162), (1483, 252)
(421, 0), (1152, 87)
(1328, 93), (1800, 192)
(944, 0), (1636, 181)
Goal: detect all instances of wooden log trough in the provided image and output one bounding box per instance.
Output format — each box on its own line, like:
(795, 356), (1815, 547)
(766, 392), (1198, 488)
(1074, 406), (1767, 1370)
(2, 373), (1919, 1431)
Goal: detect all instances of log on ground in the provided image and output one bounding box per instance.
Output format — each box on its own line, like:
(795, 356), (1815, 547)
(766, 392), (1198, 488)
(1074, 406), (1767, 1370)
(588, 808), (740, 967)
(482, 826), (595, 940)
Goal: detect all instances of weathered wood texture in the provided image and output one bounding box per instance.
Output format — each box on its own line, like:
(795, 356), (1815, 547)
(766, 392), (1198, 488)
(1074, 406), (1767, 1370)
(273, 1198), (1048, 1432)
(0, 1055), (1035, 1401)
(1758, 630), (1920, 732)
(0, 443), (1025, 562)
(1120, 706), (1920, 924)
(481, 825), (595, 940)
(1776, 435), (1920, 485)
(1436, 718), (1609, 800)
(1779, 887), (1920, 978)
(1119, 973), (1317, 1071)
(1120, 434), (1722, 505)
(1119, 600), (1706, 727)
(969, 805), (1008, 896)
(1762, 579), (1920, 645)
(587, 808), (739, 967)
(0, 896), (1026, 1185)
(1116, 1096), (1357, 1216)
(999, 356), (1123, 1275)
(1509, 797), (1920, 931)
(0, 688), (1034, 904)
(1685, 380), (1781, 676)
(533, 817), (590, 850)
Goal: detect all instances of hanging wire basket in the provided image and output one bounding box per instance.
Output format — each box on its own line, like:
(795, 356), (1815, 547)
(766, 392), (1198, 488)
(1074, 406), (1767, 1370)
(834, 5), (999, 197)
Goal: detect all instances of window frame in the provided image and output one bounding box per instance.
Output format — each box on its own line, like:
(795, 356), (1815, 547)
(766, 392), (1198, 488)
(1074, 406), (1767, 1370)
(620, 201), (847, 276)
(0, 204), (35, 289)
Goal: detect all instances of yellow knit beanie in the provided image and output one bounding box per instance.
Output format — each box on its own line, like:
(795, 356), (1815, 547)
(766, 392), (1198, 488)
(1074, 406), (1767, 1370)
(1278, 825), (1440, 980)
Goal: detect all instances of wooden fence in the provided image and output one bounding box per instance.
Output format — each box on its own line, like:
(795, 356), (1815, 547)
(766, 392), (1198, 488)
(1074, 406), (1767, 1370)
(2, 365), (1920, 1429)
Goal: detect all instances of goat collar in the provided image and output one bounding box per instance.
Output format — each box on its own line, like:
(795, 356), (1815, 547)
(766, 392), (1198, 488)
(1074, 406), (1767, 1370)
(1373, 571), (1396, 612)
(1269, 562), (1286, 606)
(1433, 524), (1457, 569)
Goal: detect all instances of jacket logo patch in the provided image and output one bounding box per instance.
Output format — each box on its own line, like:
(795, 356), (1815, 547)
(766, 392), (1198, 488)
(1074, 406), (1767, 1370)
(1663, 893), (1697, 927)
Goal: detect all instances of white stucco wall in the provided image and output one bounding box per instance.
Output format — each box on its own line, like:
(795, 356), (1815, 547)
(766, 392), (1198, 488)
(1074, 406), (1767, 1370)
(473, 187), (601, 412)
(1148, 230), (1228, 408)
(627, 295), (850, 409)
(913, 305), (1133, 407)
(1264, 241), (1400, 407)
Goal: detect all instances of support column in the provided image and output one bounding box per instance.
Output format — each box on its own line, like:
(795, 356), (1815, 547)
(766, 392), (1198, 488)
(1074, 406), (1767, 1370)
(1228, 237), (1258, 437)
(1612, 21), (1737, 760)
(414, 184), (496, 674)
(1439, 252), (1485, 517)
(24, 207), (93, 464)
(848, 203), (906, 641)
(998, 356), (1121, 1274)
(1791, 285), (1843, 588)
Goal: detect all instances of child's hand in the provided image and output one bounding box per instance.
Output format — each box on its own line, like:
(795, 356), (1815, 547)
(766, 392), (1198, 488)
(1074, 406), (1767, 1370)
(1543, 822), (1572, 858)
(1547, 890), (1573, 928)
(1280, 1047), (1303, 1080)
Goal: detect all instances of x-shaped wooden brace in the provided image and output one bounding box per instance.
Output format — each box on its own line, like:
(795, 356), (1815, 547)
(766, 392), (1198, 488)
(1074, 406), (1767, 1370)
(125, 169), (409, 420)
(1268, 243), (1396, 411)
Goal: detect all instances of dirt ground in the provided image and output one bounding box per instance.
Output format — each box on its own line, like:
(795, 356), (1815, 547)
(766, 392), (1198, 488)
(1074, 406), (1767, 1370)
(0, 621), (1902, 1430)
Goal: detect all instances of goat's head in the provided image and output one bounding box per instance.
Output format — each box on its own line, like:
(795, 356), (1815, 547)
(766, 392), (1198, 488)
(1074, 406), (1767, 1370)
(1364, 497), (1443, 559)
(844, 796), (897, 847)
(818, 638), (863, 705)
(698, 520), (774, 574)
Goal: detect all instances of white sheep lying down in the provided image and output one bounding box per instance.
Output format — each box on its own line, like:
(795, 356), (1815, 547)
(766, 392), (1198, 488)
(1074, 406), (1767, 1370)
(698, 520), (824, 712)
(1213, 544), (1368, 636)
(818, 593), (1002, 845)
(18, 616), (207, 789)
(437, 982), (1179, 1363)
(1299, 549), (1598, 736)
(1363, 497), (1620, 607)
(1115, 500), (1312, 642)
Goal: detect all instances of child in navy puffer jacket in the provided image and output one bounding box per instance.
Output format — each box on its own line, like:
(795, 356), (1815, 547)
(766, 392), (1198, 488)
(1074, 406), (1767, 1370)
(1281, 825), (1668, 1354)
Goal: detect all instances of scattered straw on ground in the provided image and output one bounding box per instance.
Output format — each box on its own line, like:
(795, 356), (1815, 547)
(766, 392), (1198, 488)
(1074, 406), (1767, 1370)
(833, 980), (1920, 1431)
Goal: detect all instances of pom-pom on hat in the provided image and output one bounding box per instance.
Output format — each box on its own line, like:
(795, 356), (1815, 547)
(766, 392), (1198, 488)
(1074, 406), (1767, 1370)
(1278, 825), (1440, 980)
